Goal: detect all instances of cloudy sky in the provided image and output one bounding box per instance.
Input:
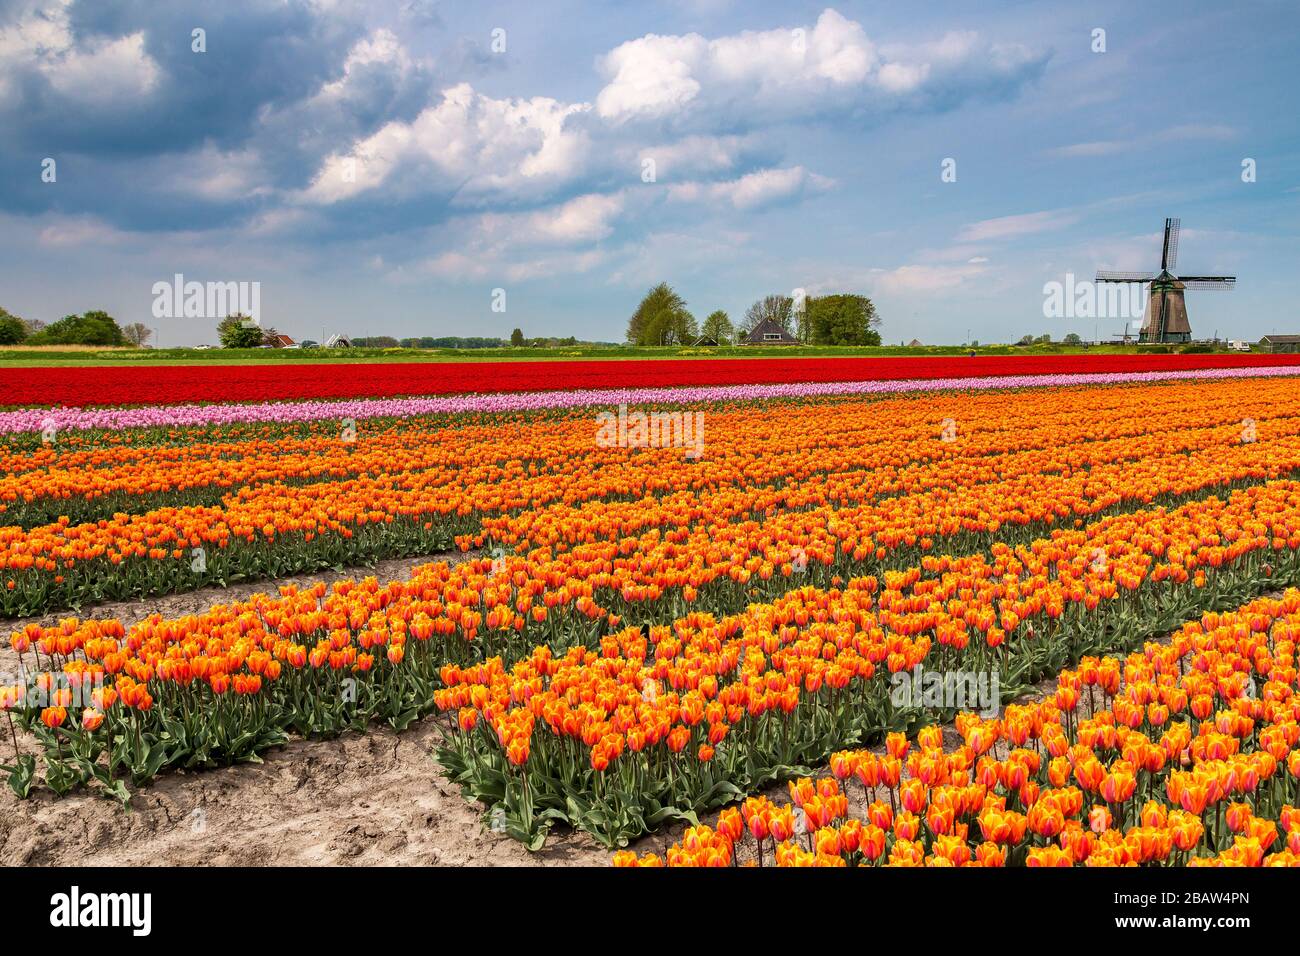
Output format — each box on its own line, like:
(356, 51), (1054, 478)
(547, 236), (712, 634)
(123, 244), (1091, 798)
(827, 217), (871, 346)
(0, 0), (1296, 346)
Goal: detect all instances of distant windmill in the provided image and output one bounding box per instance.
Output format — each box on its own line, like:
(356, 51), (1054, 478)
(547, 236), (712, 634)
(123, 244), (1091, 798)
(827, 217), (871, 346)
(1096, 218), (1235, 343)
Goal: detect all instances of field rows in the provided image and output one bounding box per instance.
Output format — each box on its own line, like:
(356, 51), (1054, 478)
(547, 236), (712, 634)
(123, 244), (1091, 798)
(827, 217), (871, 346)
(5, 369), (1300, 865)
(5, 352), (1299, 407)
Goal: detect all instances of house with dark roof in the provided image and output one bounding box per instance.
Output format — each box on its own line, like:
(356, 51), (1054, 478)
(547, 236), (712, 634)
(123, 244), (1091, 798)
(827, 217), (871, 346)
(742, 317), (799, 345)
(1259, 334), (1300, 353)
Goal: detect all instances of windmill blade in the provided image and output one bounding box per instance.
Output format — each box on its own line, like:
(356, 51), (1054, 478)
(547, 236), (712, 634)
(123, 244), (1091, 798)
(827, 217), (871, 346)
(1095, 271), (1154, 282)
(1165, 218), (1181, 272)
(1180, 277), (1236, 290)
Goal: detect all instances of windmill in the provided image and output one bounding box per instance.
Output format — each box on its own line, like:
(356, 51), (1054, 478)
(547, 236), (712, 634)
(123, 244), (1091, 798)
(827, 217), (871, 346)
(1096, 218), (1235, 343)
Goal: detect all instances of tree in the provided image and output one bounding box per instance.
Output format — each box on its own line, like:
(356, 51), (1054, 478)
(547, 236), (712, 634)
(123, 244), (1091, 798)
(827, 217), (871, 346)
(122, 322), (152, 347)
(643, 307), (697, 345)
(742, 294), (794, 335)
(700, 310), (734, 345)
(627, 283), (690, 344)
(0, 308), (28, 345)
(217, 314), (264, 349)
(1017, 334), (1035, 346)
(28, 310), (126, 346)
(805, 294), (880, 346)
(510, 328), (525, 347)
(1062, 332), (1083, 345)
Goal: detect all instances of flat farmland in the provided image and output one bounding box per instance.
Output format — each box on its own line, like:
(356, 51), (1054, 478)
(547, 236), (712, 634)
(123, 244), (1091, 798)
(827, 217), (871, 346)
(4, 355), (1300, 868)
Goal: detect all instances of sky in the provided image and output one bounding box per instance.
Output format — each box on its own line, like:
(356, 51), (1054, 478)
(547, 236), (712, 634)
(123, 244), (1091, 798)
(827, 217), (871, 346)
(0, 0), (1296, 347)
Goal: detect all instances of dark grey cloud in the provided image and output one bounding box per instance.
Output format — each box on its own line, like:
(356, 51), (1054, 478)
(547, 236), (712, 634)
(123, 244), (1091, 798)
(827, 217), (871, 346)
(0, 0), (442, 229)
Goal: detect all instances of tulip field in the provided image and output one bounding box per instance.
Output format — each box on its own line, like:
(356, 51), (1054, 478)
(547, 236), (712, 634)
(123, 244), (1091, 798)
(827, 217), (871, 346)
(5, 356), (1300, 867)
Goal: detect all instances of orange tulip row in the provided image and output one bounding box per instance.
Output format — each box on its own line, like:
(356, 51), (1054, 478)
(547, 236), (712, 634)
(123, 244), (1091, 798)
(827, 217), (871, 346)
(6, 376), (1300, 837)
(616, 589), (1300, 866)
(7, 377), (1300, 624)
(8, 466), (1297, 810)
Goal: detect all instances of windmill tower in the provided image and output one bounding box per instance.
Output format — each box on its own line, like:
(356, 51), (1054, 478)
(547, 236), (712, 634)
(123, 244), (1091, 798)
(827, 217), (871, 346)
(1096, 218), (1235, 343)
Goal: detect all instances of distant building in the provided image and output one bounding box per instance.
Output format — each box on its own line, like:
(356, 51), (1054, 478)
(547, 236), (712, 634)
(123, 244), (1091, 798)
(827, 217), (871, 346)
(1259, 334), (1300, 354)
(691, 335), (722, 347)
(268, 333), (295, 348)
(907, 338), (924, 347)
(742, 317), (799, 345)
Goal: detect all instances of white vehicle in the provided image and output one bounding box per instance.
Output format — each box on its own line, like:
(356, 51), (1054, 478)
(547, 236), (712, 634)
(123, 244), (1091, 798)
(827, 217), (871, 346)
(1228, 340), (1251, 352)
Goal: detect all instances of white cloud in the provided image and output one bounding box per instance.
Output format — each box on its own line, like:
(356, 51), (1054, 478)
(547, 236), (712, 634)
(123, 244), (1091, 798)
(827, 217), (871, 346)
(36, 216), (127, 247)
(414, 192), (626, 284)
(245, 207), (313, 237)
(313, 28), (415, 103)
(422, 245), (610, 283)
(595, 9), (1042, 126)
(423, 250), (488, 280)
(1048, 124), (1237, 159)
(501, 248), (610, 282)
(43, 31), (159, 103)
(631, 134), (755, 179)
(606, 230), (750, 287)
(0, 2), (160, 104)
(481, 192), (627, 244)
(669, 166), (834, 210)
(301, 83), (592, 205)
(596, 10), (873, 123)
(868, 261), (989, 295)
(160, 145), (271, 203)
(956, 210), (1078, 242)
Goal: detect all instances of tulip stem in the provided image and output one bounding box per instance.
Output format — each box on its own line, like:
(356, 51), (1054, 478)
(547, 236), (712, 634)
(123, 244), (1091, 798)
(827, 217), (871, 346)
(5, 711), (17, 760)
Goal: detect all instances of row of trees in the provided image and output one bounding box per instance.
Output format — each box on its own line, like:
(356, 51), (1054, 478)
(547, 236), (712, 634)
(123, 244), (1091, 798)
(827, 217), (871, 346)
(1017, 333), (1085, 346)
(624, 284), (881, 346)
(0, 307), (151, 346)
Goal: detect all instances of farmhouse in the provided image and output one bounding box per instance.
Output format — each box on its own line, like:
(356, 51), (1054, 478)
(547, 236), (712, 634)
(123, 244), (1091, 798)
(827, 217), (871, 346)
(742, 317), (798, 345)
(1258, 334), (1300, 354)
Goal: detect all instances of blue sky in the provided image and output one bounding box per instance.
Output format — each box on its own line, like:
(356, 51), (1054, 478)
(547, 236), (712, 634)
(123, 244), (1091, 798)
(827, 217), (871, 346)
(0, 0), (1296, 346)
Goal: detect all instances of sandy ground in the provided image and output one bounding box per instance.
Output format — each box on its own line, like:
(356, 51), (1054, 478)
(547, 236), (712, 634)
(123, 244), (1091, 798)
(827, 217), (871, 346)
(0, 551), (1188, 868)
(0, 712), (616, 866)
